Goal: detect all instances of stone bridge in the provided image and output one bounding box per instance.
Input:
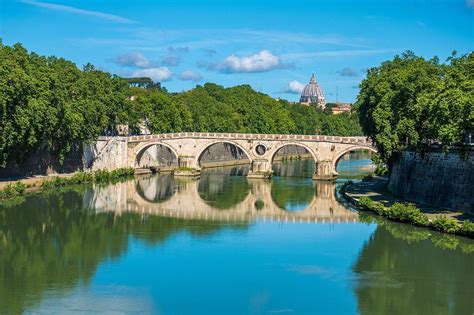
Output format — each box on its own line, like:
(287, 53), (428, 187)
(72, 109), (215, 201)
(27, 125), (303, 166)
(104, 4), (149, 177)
(88, 132), (376, 180)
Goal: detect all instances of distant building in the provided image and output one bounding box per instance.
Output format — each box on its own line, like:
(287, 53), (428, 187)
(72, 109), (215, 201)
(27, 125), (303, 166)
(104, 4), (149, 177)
(116, 124), (129, 136)
(300, 74), (326, 109)
(331, 103), (352, 115)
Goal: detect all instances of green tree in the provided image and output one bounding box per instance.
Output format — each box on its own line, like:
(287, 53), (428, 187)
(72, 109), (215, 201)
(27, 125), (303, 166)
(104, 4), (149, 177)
(356, 51), (473, 166)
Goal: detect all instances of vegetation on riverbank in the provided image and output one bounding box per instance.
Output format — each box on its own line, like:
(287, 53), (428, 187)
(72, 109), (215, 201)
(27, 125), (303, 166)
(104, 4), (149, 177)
(356, 51), (473, 165)
(357, 196), (473, 238)
(0, 182), (26, 199)
(0, 41), (363, 171)
(40, 168), (135, 190)
(358, 213), (474, 253)
(0, 168), (135, 201)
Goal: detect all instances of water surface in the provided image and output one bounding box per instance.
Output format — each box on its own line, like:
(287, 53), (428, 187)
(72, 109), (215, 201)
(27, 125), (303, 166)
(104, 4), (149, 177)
(0, 156), (472, 314)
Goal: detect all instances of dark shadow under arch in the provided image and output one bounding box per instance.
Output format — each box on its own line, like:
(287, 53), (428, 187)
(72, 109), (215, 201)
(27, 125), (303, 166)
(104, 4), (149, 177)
(135, 143), (179, 169)
(197, 141), (252, 168)
(271, 144), (317, 178)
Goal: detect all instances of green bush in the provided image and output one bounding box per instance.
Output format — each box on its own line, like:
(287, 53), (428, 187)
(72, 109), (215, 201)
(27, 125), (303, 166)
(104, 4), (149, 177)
(94, 169), (112, 182)
(94, 168), (134, 183)
(41, 168), (135, 190)
(357, 197), (386, 215)
(460, 220), (474, 237)
(386, 203), (430, 226)
(0, 182), (26, 199)
(71, 172), (94, 184)
(433, 216), (460, 234)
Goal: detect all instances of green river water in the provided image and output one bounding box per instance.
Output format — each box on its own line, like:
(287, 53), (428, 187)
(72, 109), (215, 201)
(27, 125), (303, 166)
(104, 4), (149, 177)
(0, 155), (472, 314)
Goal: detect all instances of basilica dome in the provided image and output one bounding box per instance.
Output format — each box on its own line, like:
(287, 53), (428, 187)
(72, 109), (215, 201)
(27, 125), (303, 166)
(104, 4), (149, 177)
(300, 74), (326, 108)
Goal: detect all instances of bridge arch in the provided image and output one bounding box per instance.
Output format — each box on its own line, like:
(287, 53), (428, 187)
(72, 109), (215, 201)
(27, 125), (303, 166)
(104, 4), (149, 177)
(270, 142), (319, 164)
(196, 140), (253, 167)
(134, 141), (179, 168)
(331, 145), (377, 170)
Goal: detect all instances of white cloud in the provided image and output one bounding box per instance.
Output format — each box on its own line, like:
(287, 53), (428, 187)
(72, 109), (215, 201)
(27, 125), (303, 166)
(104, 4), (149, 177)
(179, 70), (202, 82)
(113, 52), (153, 68)
(286, 80), (305, 94)
(218, 50), (284, 73)
(20, 0), (135, 23)
(132, 67), (172, 82)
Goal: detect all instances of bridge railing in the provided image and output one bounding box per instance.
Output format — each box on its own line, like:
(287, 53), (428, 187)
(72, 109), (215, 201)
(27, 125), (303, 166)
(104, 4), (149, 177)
(125, 132), (373, 145)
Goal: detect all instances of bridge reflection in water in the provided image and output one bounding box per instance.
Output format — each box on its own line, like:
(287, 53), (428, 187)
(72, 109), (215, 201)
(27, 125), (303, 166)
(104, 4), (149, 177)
(86, 167), (358, 223)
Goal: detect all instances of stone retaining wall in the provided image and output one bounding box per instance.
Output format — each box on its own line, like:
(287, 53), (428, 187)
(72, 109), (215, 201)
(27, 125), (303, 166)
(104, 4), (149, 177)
(387, 150), (474, 213)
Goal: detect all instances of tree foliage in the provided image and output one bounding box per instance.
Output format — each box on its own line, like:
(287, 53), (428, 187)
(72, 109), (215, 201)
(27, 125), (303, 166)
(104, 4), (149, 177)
(132, 83), (363, 136)
(0, 42), (363, 169)
(356, 51), (473, 163)
(0, 43), (130, 167)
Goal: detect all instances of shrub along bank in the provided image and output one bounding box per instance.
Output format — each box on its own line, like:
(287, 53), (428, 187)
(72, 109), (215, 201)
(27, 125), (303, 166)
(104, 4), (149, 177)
(0, 168), (135, 200)
(357, 196), (473, 238)
(0, 182), (26, 199)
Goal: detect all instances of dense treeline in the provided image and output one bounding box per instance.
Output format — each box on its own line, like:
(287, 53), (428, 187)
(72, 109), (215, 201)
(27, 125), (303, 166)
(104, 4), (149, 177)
(130, 83), (362, 136)
(0, 41), (362, 168)
(356, 51), (473, 164)
(0, 41), (130, 167)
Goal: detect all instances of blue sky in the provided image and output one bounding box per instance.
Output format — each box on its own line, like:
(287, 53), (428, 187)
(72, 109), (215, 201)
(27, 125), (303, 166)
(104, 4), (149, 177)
(1, 0), (473, 102)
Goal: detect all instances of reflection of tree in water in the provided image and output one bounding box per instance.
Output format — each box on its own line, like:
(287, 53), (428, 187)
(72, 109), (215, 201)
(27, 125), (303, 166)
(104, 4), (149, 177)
(0, 189), (248, 314)
(352, 220), (474, 315)
(135, 174), (175, 203)
(198, 167), (250, 209)
(271, 178), (315, 211)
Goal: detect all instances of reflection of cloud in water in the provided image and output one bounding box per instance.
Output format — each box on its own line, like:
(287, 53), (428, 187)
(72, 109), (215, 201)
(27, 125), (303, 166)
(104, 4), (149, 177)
(287, 264), (336, 279)
(31, 285), (156, 314)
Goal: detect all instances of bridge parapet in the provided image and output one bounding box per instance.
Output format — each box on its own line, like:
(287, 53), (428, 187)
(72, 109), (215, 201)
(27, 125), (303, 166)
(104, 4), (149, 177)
(126, 132), (372, 145)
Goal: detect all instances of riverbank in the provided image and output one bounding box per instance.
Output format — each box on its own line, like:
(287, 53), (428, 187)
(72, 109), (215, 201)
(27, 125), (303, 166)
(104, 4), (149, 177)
(342, 177), (474, 238)
(0, 168), (135, 200)
(0, 155), (309, 192)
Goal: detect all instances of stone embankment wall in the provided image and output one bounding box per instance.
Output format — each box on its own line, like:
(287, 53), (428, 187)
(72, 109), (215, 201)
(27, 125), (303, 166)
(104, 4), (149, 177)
(388, 150), (474, 213)
(0, 146), (85, 179)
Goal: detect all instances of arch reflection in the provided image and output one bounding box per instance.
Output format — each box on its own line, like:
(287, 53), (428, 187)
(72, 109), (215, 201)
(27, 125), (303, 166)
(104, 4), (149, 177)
(198, 166), (251, 210)
(90, 169), (359, 223)
(136, 174), (176, 203)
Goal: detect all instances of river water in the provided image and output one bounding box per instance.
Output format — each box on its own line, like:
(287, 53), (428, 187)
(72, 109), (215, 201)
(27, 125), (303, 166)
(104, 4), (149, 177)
(0, 155), (473, 314)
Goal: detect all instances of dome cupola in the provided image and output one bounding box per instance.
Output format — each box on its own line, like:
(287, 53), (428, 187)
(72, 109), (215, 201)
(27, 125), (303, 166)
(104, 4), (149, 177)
(300, 74), (326, 108)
